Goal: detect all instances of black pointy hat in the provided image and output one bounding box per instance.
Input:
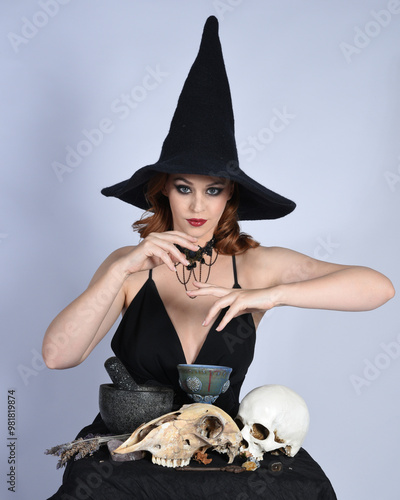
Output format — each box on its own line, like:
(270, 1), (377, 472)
(101, 16), (295, 220)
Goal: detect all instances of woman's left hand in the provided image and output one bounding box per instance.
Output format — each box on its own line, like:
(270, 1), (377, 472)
(187, 281), (279, 331)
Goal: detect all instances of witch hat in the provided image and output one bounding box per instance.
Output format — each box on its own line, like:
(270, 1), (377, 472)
(101, 16), (295, 220)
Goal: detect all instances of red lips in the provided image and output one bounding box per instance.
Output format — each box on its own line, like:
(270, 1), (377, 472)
(187, 219), (207, 227)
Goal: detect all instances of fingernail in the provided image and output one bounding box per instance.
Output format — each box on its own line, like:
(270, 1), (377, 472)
(202, 321), (206, 326)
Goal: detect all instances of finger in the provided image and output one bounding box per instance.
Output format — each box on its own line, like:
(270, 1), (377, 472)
(215, 297), (252, 331)
(191, 281), (217, 288)
(144, 238), (191, 267)
(202, 294), (238, 326)
(155, 251), (178, 272)
(147, 246), (186, 272)
(153, 239), (200, 266)
(215, 307), (240, 331)
(146, 235), (198, 259)
(165, 245), (191, 267)
(215, 295), (265, 331)
(155, 232), (199, 250)
(186, 281), (216, 293)
(187, 285), (230, 299)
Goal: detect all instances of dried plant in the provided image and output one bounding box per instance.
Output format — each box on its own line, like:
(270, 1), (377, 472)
(45, 433), (131, 469)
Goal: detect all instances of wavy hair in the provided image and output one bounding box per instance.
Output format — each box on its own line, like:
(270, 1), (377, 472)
(132, 173), (259, 255)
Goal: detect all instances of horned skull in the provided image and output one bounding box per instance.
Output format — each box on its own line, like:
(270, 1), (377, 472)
(236, 385), (310, 459)
(113, 403), (241, 467)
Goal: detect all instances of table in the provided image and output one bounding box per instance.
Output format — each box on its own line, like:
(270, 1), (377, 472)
(48, 415), (337, 500)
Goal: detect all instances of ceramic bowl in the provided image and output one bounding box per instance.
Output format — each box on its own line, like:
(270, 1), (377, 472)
(99, 383), (174, 434)
(177, 364), (232, 404)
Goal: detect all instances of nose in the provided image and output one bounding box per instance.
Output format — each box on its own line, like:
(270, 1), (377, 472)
(189, 192), (205, 213)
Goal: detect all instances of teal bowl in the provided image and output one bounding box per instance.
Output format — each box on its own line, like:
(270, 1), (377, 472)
(177, 364), (232, 404)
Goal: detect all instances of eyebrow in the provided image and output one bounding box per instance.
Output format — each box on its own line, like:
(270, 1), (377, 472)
(172, 176), (227, 187)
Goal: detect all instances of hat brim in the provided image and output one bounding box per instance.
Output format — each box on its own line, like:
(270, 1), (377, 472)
(101, 163), (295, 221)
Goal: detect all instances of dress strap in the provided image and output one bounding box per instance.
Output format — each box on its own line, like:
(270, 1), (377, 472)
(232, 255), (240, 288)
(149, 269), (153, 279)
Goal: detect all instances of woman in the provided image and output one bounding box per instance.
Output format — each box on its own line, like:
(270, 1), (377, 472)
(44, 16), (394, 500)
(42, 170), (394, 402)
(42, 170), (394, 368)
(43, 171), (394, 499)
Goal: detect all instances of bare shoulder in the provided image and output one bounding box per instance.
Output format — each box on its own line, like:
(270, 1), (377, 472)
(236, 246), (349, 288)
(238, 245), (292, 270)
(235, 246), (286, 288)
(89, 246), (137, 285)
(107, 245), (137, 261)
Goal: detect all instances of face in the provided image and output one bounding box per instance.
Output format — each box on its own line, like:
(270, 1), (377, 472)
(163, 174), (233, 244)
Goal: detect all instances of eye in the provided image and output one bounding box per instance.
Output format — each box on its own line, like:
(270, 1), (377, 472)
(251, 423), (269, 440)
(206, 187), (223, 196)
(175, 185), (191, 194)
(198, 416), (224, 439)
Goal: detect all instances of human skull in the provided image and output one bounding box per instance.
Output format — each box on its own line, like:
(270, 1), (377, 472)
(113, 403), (241, 467)
(235, 385), (310, 459)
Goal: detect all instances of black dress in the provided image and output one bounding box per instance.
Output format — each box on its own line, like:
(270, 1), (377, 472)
(111, 256), (255, 419)
(48, 257), (337, 500)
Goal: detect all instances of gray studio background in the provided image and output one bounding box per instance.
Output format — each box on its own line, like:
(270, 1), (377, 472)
(1, 1), (399, 499)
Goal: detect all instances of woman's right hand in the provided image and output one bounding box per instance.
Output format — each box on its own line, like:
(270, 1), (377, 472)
(121, 231), (200, 275)
(42, 231), (199, 369)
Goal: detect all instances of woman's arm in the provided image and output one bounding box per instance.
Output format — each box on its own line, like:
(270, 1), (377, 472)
(42, 231), (199, 369)
(188, 246), (395, 330)
(273, 265), (394, 310)
(258, 246), (395, 310)
(42, 248), (130, 370)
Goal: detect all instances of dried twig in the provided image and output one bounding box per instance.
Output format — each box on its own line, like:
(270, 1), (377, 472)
(45, 433), (131, 468)
(175, 465), (246, 473)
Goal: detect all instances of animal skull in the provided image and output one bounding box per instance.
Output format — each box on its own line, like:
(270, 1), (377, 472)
(113, 403), (241, 467)
(235, 385), (310, 459)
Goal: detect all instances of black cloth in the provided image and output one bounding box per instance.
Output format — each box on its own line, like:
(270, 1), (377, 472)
(47, 257), (337, 499)
(110, 255), (256, 418)
(48, 414), (337, 500)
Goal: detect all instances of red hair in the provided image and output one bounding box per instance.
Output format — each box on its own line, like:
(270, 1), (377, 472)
(132, 173), (259, 255)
